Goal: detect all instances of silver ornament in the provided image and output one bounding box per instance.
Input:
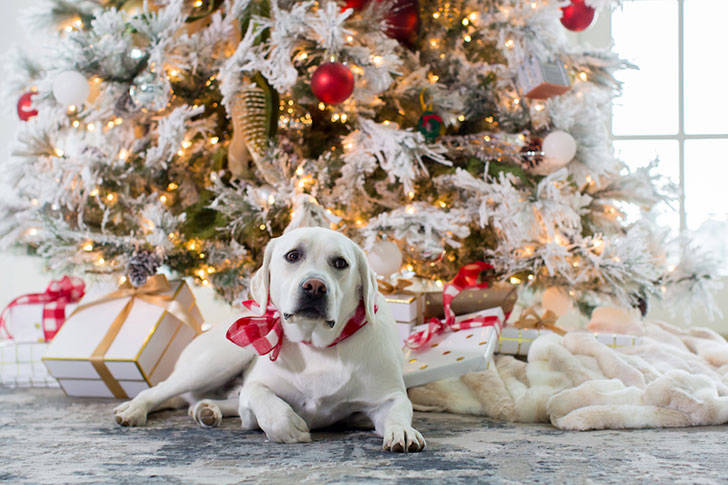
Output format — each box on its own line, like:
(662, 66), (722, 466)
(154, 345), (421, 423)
(129, 71), (171, 112)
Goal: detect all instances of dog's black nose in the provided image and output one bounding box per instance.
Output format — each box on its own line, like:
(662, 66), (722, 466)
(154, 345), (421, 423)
(301, 278), (327, 297)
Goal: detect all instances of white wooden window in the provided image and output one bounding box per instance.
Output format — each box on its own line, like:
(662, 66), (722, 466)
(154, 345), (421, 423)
(610, 0), (728, 233)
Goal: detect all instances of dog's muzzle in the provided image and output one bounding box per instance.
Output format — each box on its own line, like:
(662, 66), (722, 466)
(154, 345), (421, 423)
(288, 277), (333, 326)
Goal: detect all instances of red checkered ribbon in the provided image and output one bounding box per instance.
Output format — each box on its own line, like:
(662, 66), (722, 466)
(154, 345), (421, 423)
(405, 262), (503, 349)
(0, 276), (85, 341)
(227, 300), (372, 361)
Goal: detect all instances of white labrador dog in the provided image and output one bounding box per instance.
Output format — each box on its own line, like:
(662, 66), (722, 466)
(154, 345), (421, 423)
(113, 227), (425, 452)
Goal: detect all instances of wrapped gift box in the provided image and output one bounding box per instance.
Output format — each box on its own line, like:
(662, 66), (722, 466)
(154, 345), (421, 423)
(0, 341), (58, 388)
(43, 277), (203, 398)
(3, 305), (51, 343)
(497, 326), (643, 356)
(403, 307), (504, 388)
(423, 282), (517, 320)
(385, 293), (423, 324)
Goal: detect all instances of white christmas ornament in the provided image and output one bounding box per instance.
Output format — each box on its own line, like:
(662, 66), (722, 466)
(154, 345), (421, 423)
(367, 240), (403, 277)
(533, 130), (577, 175)
(52, 71), (90, 106)
(542, 287), (573, 316)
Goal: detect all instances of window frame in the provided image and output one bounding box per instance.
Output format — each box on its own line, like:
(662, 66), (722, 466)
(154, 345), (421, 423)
(608, 0), (728, 233)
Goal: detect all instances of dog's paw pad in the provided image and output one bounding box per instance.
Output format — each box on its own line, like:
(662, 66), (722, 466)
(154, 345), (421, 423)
(193, 401), (223, 428)
(382, 425), (426, 453)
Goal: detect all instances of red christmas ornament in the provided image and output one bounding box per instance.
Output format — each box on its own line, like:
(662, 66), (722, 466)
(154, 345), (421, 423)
(340, 0), (370, 12)
(378, 0), (420, 47)
(560, 0), (596, 32)
(17, 92), (38, 122)
(311, 62), (355, 105)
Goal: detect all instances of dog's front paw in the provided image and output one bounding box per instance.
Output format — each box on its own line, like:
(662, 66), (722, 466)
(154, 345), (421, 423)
(113, 400), (148, 427)
(259, 408), (311, 444)
(192, 400), (223, 428)
(382, 424), (426, 453)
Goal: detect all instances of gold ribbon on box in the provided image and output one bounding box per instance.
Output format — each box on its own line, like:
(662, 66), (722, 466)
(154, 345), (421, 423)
(512, 307), (567, 336)
(68, 274), (202, 399)
(377, 278), (417, 296)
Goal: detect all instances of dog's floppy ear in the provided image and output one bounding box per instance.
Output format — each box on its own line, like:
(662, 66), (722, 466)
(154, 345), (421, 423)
(354, 245), (379, 325)
(249, 237), (276, 315)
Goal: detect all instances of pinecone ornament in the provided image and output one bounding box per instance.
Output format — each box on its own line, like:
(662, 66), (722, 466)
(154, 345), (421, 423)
(228, 74), (280, 184)
(127, 251), (162, 287)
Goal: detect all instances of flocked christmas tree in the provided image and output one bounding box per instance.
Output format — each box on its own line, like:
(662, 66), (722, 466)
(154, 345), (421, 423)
(1, 0), (721, 316)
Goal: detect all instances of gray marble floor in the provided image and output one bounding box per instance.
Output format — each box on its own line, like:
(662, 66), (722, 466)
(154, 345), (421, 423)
(1, 388), (725, 484)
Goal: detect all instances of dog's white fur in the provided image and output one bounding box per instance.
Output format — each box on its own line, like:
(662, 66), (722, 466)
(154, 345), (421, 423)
(113, 227), (425, 452)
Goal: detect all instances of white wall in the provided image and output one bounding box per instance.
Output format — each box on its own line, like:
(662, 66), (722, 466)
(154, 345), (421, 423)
(0, 1), (725, 332)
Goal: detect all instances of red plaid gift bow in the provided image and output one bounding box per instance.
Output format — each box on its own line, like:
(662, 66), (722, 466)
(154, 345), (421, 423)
(226, 300), (372, 361)
(405, 262), (503, 349)
(0, 276), (85, 341)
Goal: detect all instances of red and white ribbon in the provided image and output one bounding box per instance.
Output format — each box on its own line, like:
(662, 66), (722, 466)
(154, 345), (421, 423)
(226, 300), (373, 361)
(0, 276), (85, 341)
(405, 262), (503, 349)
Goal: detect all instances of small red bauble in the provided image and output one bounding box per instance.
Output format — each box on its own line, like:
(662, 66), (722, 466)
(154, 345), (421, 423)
(560, 0), (596, 32)
(340, 0), (370, 11)
(311, 62), (355, 105)
(17, 92), (38, 122)
(379, 0), (420, 47)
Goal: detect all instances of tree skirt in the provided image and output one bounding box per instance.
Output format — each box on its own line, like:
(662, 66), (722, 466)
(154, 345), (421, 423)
(409, 320), (728, 429)
(0, 388), (725, 483)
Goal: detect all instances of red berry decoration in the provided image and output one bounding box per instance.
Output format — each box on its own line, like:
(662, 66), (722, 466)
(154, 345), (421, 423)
(311, 62), (355, 105)
(378, 0), (420, 48)
(17, 92), (38, 122)
(560, 0), (596, 32)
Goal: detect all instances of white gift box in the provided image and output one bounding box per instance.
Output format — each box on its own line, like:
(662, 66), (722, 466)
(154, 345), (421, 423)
(497, 326), (643, 356)
(3, 305), (46, 342)
(0, 340), (58, 388)
(2, 302), (79, 343)
(385, 293), (423, 324)
(402, 307), (504, 388)
(43, 277), (203, 399)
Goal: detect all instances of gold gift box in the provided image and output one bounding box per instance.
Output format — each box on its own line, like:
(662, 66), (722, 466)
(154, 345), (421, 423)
(423, 282), (518, 319)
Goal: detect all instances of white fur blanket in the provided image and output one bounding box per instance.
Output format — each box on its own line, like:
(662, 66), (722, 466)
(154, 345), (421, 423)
(408, 320), (728, 430)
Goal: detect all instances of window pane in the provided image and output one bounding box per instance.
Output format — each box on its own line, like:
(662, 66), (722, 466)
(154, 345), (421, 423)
(612, 0), (678, 136)
(613, 139), (680, 233)
(684, 0), (728, 135)
(685, 139), (728, 230)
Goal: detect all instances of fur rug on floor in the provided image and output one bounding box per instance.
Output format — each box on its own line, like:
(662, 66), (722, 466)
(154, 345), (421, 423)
(408, 318), (728, 430)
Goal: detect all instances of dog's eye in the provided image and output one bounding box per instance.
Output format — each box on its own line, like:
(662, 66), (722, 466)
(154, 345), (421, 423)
(332, 257), (349, 270)
(285, 250), (301, 263)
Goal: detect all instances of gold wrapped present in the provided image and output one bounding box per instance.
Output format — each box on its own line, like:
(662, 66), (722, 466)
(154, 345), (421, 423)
(423, 282), (518, 320)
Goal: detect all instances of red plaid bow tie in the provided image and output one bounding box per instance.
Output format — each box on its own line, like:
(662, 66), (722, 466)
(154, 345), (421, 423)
(0, 276), (85, 341)
(226, 300), (372, 361)
(405, 262), (503, 349)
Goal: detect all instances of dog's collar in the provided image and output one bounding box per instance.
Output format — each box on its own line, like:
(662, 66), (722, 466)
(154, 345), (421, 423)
(226, 300), (373, 361)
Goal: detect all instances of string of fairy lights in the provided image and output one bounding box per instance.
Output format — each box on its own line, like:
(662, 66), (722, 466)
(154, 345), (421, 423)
(24, 0), (625, 297)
